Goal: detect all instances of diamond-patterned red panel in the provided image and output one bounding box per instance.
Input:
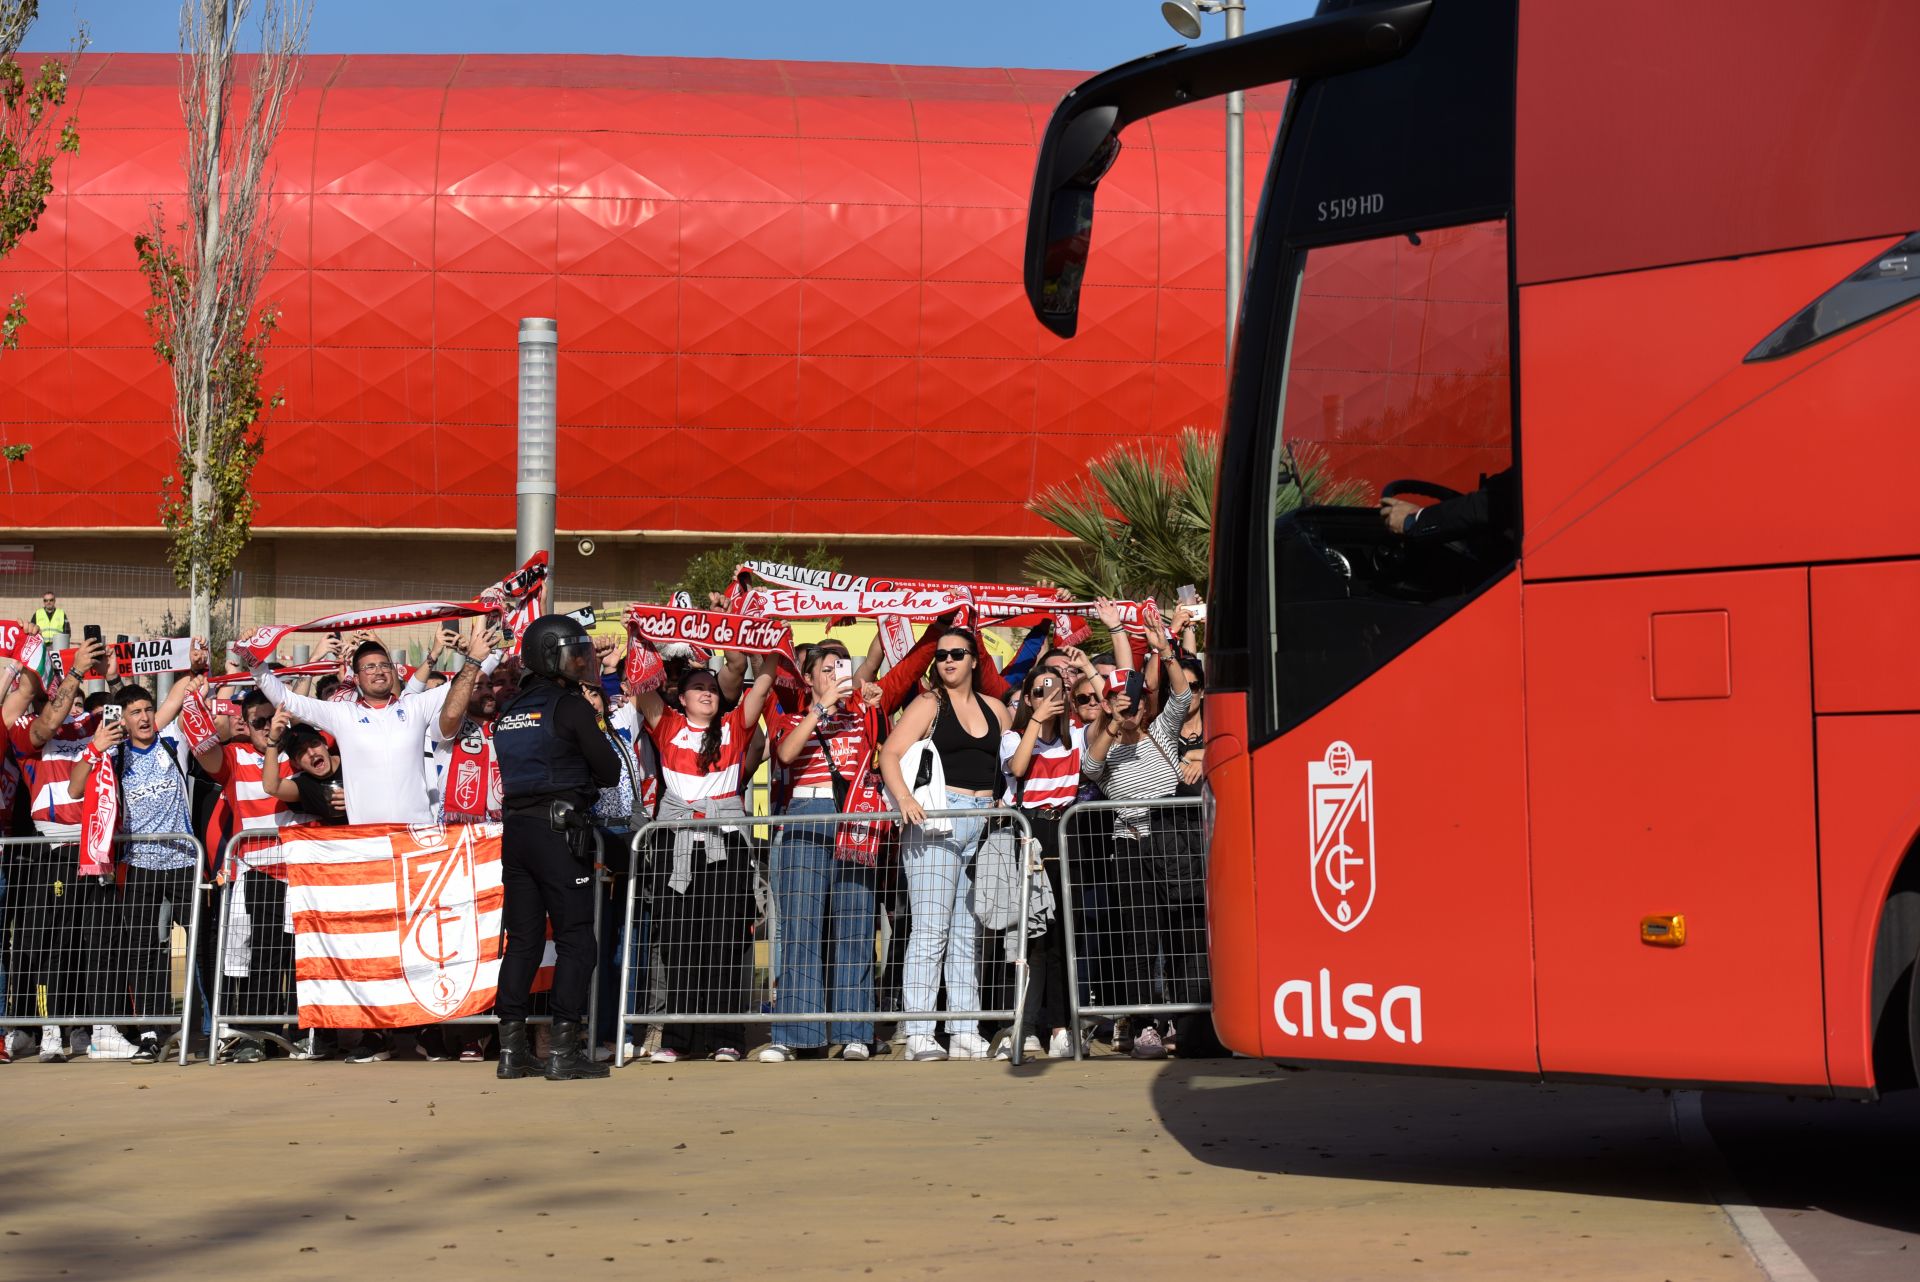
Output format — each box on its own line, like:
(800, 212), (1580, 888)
(2, 54), (1274, 535)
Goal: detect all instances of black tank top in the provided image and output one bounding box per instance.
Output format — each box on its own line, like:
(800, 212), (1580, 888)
(929, 691), (1000, 792)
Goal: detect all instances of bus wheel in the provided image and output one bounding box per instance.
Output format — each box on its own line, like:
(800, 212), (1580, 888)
(1910, 933), (1920, 1086)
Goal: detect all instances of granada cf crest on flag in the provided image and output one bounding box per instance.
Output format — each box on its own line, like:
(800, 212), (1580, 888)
(398, 826), (484, 1018)
(1308, 740), (1375, 932)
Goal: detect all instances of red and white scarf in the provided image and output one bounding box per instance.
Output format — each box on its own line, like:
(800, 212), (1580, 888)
(624, 605), (800, 681)
(234, 552), (549, 665)
(78, 742), (118, 877)
(442, 721), (502, 823)
(736, 560), (1162, 655)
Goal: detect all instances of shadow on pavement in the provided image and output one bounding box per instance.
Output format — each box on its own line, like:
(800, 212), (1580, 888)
(1701, 1088), (1920, 1235)
(1139, 1058), (1920, 1237)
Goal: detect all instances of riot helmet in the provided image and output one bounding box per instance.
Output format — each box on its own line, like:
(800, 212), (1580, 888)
(520, 614), (596, 681)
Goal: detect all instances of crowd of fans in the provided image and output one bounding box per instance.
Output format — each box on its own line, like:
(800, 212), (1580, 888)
(0, 587), (1212, 1068)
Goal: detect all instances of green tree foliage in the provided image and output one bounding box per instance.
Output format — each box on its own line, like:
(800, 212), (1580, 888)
(666, 539), (841, 605)
(1, 0), (85, 352)
(1027, 427), (1369, 606)
(136, 229), (281, 607)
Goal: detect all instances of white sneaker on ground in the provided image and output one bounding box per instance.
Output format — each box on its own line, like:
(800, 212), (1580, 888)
(87, 1025), (138, 1060)
(947, 1032), (990, 1060)
(712, 1047), (742, 1062)
(756, 1044), (795, 1063)
(1130, 1026), (1168, 1059)
(39, 1025), (67, 1063)
(649, 1047), (681, 1064)
(840, 1042), (871, 1061)
(6, 1029), (35, 1060)
(1047, 1028), (1078, 1059)
(905, 1034), (947, 1062)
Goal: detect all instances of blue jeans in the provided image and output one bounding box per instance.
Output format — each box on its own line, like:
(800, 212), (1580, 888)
(771, 796), (878, 1047)
(902, 790), (993, 1037)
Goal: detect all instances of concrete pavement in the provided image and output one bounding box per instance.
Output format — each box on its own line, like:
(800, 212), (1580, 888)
(0, 1054), (1839, 1280)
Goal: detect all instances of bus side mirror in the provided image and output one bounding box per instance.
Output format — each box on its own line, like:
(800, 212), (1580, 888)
(1028, 105), (1122, 338)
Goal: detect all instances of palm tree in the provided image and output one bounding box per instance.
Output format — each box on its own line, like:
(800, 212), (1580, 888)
(1027, 427), (1368, 605)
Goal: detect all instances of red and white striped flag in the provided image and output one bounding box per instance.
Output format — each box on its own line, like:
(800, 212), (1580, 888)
(235, 823), (553, 1029)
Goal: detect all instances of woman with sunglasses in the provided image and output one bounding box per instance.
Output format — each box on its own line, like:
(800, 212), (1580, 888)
(632, 651), (774, 1063)
(1000, 651), (1098, 1059)
(878, 627), (1010, 1061)
(1081, 604), (1200, 1059)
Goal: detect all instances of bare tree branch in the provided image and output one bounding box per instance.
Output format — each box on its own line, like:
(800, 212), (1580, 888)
(140, 0), (309, 641)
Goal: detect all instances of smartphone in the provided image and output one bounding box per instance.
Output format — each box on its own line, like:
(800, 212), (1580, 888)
(101, 702), (122, 724)
(831, 656), (853, 687)
(81, 623), (105, 674)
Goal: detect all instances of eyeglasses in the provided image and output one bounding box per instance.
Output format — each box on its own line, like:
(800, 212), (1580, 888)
(934, 648), (973, 663)
(357, 661), (395, 674)
(247, 717), (273, 730)
(1044, 663), (1073, 677)
(1072, 694), (1100, 707)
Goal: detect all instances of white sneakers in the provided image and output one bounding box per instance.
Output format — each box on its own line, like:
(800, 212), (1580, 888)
(840, 1042), (871, 1061)
(39, 1025), (66, 1063)
(87, 1025), (138, 1060)
(993, 1034), (1046, 1061)
(947, 1032), (990, 1060)
(649, 1047), (682, 1064)
(905, 1034), (947, 1061)
(1047, 1028), (1078, 1059)
(756, 1044), (795, 1063)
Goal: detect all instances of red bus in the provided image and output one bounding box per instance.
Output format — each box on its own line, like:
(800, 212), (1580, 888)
(1024, 0), (1920, 1097)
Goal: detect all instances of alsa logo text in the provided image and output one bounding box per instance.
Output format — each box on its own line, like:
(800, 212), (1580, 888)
(1273, 969), (1424, 1044)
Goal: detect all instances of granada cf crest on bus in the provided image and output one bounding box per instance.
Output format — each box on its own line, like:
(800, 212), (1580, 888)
(1308, 740), (1375, 932)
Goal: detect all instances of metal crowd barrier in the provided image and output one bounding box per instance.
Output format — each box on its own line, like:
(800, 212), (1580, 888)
(206, 827), (611, 1066)
(1056, 796), (1211, 1062)
(0, 832), (208, 1067)
(615, 807), (1039, 1068)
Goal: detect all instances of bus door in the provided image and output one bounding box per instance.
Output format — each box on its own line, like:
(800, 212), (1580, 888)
(1243, 219), (1536, 1074)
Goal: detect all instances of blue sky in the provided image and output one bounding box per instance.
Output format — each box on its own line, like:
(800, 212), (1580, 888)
(25, 0), (1320, 70)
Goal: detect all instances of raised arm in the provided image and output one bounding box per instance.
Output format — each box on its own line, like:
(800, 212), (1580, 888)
(251, 659), (350, 735)
(854, 632), (886, 686)
(1094, 598), (1135, 673)
(736, 654), (778, 729)
(68, 715), (128, 798)
(435, 624), (502, 739)
(717, 647), (749, 703)
(30, 636), (102, 747)
(153, 659), (205, 732)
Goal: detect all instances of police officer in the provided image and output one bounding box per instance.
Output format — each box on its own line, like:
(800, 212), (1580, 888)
(492, 614), (623, 1081)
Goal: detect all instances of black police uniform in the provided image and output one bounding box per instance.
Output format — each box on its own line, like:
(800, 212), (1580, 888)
(492, 673), (622, 1024)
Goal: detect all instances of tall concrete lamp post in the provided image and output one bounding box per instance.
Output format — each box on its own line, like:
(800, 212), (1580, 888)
(517, 317), (559, 607)
(1162, 0), (1246, 359)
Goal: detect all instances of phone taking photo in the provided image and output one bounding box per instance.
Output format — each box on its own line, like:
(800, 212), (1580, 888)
(101, 702), (122, 725)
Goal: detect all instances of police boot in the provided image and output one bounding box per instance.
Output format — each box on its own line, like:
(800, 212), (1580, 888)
(543, 1018), (609, 1081)
(496, 1019), (540, 1080)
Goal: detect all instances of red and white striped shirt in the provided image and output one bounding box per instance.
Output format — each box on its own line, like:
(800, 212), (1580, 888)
(215, 742), (298, 834)
(649, 705), (751, 805)
(768, 705), (870, 791)
(1000, 725), (1085, 811)
(10, 711), (94, 840)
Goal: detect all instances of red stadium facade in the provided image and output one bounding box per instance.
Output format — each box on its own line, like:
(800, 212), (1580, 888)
(0, 54), (1280, 591)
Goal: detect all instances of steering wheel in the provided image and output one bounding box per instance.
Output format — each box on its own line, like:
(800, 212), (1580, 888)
(1381, 479), (1463, 503)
